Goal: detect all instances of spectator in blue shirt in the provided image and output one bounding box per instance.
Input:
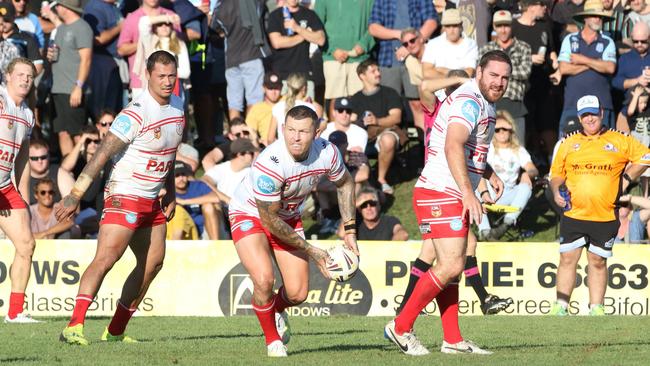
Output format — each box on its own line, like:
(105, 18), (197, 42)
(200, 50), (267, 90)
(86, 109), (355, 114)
(12, 0), (45, 49)
(558, 0), (617, 132)
(174, 161), (224, 240)
(368, 0), (437, 132)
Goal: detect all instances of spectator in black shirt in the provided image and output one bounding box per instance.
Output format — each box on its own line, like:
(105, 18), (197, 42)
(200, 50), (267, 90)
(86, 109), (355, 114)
(337, 185), (408, 240)
(0, 3), (44, 77)
(201, 117), (260, 171)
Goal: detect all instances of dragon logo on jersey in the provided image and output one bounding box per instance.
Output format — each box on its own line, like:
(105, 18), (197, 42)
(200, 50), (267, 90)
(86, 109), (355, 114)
(461, 100), (480, 122)
(256, 175), (275, 194)
(7, 119), (13, 129)
(154, 127), (161, 139)
(113, 115), (132, 136)
(431, 205), (442, 218)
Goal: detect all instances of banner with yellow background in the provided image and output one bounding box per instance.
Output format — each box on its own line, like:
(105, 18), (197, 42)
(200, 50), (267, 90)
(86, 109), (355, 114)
(1, 241), (648, 316)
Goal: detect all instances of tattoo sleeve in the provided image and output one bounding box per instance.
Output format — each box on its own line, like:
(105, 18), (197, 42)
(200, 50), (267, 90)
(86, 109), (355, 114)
(335, 171), (356, 224)
(256, 198), (312, 252)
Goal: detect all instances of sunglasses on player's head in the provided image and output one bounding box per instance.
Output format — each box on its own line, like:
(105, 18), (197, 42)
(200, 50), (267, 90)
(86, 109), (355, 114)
(29, 154), (48, 161)
(359, 200), (378, 209)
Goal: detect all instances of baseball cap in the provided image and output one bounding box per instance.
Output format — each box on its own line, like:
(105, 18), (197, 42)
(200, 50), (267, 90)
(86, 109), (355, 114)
(328, 130), (348, 148)
(441, 9), (462, 26)
(263, 72), (282, 89)
(177, 143), (199, 165)
(230, 138), (259, 156)
(0, 2), (16, 22)
(174, 161), (192, 176)
(577, 95), (601, 117)
(334, 97), (353, 110)
(493, 10), (512, 25)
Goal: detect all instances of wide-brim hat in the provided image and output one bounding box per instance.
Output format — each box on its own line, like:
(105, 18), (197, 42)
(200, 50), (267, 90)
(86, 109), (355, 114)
(50, 0), (84, 14)
(573, 0), (614, 21)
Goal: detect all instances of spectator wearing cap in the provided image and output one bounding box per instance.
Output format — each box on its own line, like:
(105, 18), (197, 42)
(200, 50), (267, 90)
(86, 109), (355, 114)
(315, 0), (374, 117)
(350, 59), (405, 195)
(203, 138), (258, 206)
(558, 0), (616, 133)
(622, 0), (650, 47)
(213, 0), (268, 120)
(174, 161), (224, 240)
(0, 2), (44, 76)
(613, 21), (650, 130)
(513, 0), (562, 156)
(315, 130), (370, 235)
(43, 0), (93, 157)
(321, 97), (368, 152)
(83, 0), (125, 121)
(202, 117), (261, 171)
(548, 94), (650, 316)
(368, 0), (437, 133)
(246, 72), (282, 146)
(479, 10), (532, 145)
(266, 0), (325, 99)
(422, 8), (477, 80)
(456, 0), (493, 48)
(336, 185), (408, 241)
(176, 142), (200, 174)
(10, 0), (45, 49)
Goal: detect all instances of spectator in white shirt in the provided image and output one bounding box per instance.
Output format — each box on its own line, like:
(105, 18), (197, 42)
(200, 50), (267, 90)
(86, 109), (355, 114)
(320, 97), (368, 152)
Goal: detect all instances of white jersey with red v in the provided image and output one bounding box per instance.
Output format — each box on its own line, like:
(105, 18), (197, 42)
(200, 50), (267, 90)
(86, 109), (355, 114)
(416, 80), (495, 199)
(230, 138), (346, 221)
(106, 89), (185, 199)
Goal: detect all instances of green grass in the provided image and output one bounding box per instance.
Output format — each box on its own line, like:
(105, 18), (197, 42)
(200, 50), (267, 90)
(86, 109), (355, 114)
(3, 316), (650, 365)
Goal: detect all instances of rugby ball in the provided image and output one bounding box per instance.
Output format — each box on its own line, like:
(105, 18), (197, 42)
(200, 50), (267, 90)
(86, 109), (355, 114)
(326, 244), (359, 282)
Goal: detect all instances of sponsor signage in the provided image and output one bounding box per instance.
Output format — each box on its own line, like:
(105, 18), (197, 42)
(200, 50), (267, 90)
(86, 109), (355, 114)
(1, 241), (649, 316)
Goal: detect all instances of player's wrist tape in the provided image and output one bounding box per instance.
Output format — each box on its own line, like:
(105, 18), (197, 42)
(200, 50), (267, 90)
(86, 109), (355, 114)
(343, 219), (356, 234)
(71, 173), (92, 198)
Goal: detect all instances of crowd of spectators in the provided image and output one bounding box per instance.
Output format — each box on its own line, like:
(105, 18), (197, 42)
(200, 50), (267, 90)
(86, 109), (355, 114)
(2, 0), (650, 241)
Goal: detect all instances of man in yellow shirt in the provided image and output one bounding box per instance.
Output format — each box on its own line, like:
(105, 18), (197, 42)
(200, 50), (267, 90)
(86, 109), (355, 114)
(166, 205), (199, 240)
(246, 72), (282, 146)
(549, 95), (650, 316)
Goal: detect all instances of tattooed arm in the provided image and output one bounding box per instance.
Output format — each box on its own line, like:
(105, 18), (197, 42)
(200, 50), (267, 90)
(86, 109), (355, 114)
(55, 132), (128, 222)
(335, 171), (359, 255)
(256, 198), (331, 279)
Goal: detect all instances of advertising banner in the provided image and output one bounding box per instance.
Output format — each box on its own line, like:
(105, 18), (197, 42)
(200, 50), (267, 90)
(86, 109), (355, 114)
(1, 240), (648, 316)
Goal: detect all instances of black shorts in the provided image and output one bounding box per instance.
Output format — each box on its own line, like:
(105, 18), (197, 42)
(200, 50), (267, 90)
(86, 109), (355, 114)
(52, 93), (87, 135)
(559, 215), (619, 258)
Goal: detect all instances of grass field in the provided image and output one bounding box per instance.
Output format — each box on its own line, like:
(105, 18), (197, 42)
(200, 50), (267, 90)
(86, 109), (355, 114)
(3, 316), (650, 365)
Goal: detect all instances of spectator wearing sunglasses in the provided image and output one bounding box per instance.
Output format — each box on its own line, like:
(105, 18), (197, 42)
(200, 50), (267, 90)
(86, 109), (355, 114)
(337, 185), (408, 241)
(30, 177), (79, 239)
(320, 97), (368, 152)
(60, 125), (109, 237)
(94, 109), (115, 139)
(478, 110), (538, 241)
(397, 27), (425, 86)
(28, 139), (74, 205)
(201, 117), (260, 171)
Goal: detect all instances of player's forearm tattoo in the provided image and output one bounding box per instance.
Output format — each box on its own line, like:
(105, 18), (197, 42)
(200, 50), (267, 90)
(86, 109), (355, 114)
(256, 199), (312, 251)
(336, 172), (356, 225)
(77, 132), (128, 192)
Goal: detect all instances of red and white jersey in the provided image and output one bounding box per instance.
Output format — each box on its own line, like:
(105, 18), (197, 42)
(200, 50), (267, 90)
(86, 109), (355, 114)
(0, 86), (34, 188)
(416, 79), (495, 199)
(106, 89), (184, 199)
(229, 138), (346, 221)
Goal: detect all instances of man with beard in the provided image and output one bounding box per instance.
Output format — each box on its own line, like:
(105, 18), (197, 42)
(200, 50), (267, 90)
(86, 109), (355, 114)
(384, 50), (511, 356)
(558, 0), (616, 132)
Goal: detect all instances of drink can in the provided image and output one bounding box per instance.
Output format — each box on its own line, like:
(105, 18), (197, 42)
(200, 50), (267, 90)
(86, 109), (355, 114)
(283, 6), (294, 35)
(49, 39), (59, 62)
(559, 184), (571, 211)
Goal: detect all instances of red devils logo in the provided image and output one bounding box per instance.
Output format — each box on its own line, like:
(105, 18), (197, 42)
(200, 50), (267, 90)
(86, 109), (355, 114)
(154, 127), (161, 139)
(431, 205), (442, 218)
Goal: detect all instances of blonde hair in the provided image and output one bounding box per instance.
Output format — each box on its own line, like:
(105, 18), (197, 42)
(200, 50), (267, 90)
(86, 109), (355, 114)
(284, 73), (308, 115)
(153, 24), (181, 55)
(493, 109), (520, 152)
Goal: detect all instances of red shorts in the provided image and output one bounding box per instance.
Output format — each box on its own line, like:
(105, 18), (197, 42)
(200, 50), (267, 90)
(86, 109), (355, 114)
(413, 187), (468, 239)
(100, 195), (166, 231)
(229, 213), (304, 251)
(0, 184), (27, 210)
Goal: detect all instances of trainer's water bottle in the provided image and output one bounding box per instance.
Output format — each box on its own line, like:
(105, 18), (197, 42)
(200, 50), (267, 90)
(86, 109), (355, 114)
(283, 6), (294, 35)
(559, 184), (571, 211)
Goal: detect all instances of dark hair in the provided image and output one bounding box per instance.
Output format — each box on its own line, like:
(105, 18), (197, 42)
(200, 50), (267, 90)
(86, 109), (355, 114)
(97, 108), (116, 120)
(478, 50), (512, 71)
(229, 117), (246, 130)
(447, 69), (470, 78)
(29, 138), (49, 150)
(285, 105), (319, 128)
(146, 50), (178, 73)
(356, 59), (378, 76)
(33, 177), (55, 192)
